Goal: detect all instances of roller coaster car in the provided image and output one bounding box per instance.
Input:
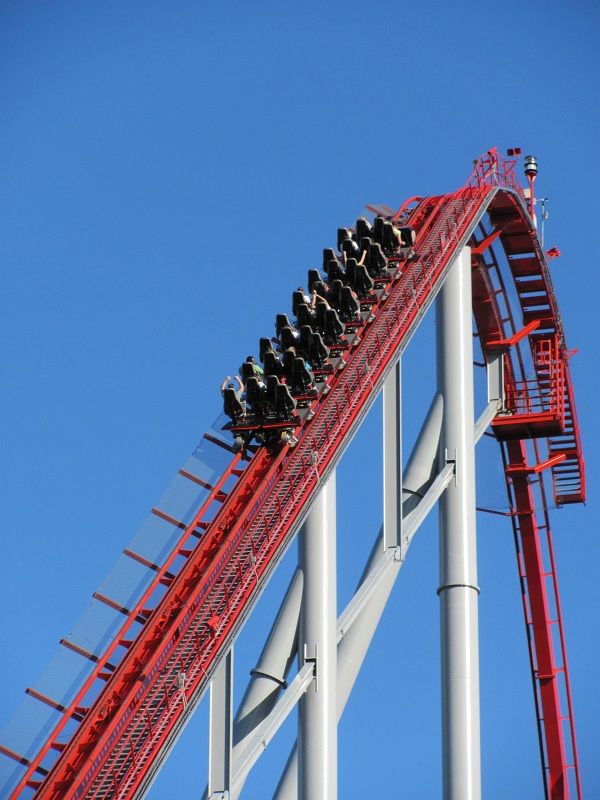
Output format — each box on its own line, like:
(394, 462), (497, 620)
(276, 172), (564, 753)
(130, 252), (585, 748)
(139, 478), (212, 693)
(224, 415), (302, 449)
(224, 379), (302, 449)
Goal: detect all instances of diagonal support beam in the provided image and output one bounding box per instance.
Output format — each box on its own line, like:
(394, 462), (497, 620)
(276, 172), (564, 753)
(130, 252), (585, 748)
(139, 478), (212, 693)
(474, 400), (500, 444)
(232, 664), (315, 794)
(337, 461), (454, 644)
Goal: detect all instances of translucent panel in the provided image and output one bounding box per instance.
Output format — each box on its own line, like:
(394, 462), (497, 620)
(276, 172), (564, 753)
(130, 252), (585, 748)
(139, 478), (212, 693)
(96, 553), (154, 611)
(0, 695), (62, 794)
(205, 412), (236, 448)
(0, 757), (25, 800)
(156, 471), (211, 526)
(128, 513), (183, 568)
(0, 412), (241, 784)
(67, 598), (124, 658)
(31, 648), (95, 709)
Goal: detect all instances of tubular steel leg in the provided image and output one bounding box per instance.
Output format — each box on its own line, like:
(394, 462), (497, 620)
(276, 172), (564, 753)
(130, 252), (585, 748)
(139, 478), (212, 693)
(436, 246), (481, 800)
(274, 394), (444, 800)
(383, 360), (402, 550)
(208, 648), (233, 799)
(298, 473), (337, 800)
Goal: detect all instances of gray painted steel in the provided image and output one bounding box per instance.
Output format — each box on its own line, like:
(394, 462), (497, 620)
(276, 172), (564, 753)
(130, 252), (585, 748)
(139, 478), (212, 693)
(273, 392), (444, 800)
(436, 247), (481, 800)
(298, 474), (337, 799)
(383, 361), (402, 550)
(208, 649), (234, 798)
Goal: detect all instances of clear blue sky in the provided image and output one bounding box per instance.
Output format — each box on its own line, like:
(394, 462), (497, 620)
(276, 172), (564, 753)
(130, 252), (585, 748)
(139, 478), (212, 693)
(1, 2), (598, 797)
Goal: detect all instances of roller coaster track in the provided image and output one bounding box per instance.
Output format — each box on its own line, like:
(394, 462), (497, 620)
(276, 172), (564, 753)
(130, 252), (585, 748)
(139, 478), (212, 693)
(0, 150), (585, 799)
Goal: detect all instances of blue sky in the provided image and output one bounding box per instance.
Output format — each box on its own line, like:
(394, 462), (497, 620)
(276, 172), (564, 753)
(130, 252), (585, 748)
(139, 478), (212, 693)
(1, 2), (599, 797)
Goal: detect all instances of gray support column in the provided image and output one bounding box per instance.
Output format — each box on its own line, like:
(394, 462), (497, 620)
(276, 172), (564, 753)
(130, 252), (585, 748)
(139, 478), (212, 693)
(436, 247), (481, 800)
(298, 474), (337, 800)
(208, 649), (233, 799)
(274, 394), (444, 800)
(383, 361), (402, 550)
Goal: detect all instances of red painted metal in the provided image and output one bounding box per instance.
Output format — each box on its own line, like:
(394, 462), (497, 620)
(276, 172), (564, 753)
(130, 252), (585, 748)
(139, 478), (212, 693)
(4, 151), (585, 799)
(502, 439), (582, 799)
(492, 336), (566, 440)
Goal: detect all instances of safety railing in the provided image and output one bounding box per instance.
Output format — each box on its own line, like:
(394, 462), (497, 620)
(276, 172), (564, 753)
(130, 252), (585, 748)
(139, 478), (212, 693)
(493, 337), (565, 439)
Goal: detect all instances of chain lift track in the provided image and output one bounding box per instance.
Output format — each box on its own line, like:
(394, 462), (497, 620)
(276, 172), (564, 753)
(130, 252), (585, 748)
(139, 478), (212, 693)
(1, 151), (585, 799)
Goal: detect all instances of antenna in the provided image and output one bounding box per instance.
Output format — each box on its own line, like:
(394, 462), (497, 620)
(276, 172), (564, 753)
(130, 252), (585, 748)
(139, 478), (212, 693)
(535, 196), (550, 247)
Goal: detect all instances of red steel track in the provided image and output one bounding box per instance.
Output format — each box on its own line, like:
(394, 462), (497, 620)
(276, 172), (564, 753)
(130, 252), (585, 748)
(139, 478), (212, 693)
(4, 151), (585, 799)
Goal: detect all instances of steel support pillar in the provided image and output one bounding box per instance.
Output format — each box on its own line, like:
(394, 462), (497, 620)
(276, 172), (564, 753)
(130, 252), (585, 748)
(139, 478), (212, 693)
(208, 648), (234, 799)
(383, 360), (402, 550)
(273, 393), (444, 800)
(436, 246), (481, 800)
(298, 473), (337, 800)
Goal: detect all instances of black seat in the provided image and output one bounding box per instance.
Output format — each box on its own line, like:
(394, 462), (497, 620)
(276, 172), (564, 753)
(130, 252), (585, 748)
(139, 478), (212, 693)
(259, 337), (273, 363)
(345, 257), (357, 288)
(398, 226), (416, 247)
(322, 248), (338, 271)
(275, 382), (296, 420)
(340, 286), (361, 321)
(382, 220), (400, 251)
(240, 361), (254, 384)
(329, 279), (343, 312)
(308, 331), (329, 368)
(356, 216), (372, 240)
(341, 238), (359, 260)
(292, 290), (307, 318)
(325, 258), (345, 283)
(291, 356), (314, 395)
(223, 388), (245, 423)
(337, 227), (353, 251)
(282, 348), (296, 383)
(246, 376), (267, 417)
(324, 308), (344, 345)
(296, 303), (315, 330)
(359, 236), (374, 256)
(366, 242), (388, 277)
(279, 325), (298, 351)
(265, 375), (279, 409)
(308, 268), (324, 293)
(298, 325), (313, 359)
(276, 313), (293, 338)
(264, 349), (283, 378)
(312, 280), (328, 302)
(354, 263), (374, 298)
(315, 299), (328, 331)
(373, 216), (385, 245)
